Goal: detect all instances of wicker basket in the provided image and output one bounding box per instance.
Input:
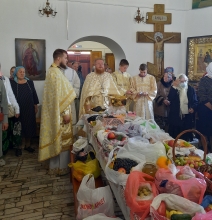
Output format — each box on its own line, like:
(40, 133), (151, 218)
(172, 129), (207, 162)
(198, 164), (212, 195)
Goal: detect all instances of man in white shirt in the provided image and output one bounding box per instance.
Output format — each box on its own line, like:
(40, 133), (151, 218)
(64, 66), (80, 137)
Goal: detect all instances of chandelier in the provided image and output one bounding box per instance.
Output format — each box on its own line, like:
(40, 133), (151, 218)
(134, 8), (146, 24)
(39, 0), (57, 17)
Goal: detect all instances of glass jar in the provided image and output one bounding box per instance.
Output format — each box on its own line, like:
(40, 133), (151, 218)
(142, 162), (158, 177)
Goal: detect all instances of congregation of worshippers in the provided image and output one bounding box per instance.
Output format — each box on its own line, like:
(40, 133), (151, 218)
(0, 49), (212, 174)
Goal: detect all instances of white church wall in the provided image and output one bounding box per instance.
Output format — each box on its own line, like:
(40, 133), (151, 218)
(0, 0), (187, 103)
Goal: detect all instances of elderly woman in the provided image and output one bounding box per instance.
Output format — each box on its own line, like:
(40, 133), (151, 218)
(0, 67), (20, 156)
(168, 74), (198, 141)
(154, 69), (173, 130)
(10, 66), (39, 156)
(198, 62), (212, 151)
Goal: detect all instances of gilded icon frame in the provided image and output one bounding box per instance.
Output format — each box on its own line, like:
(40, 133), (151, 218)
(186, 35), (212, 82)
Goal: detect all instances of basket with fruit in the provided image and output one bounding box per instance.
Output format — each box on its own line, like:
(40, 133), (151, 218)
(198, 164), (212, 195)
(102, 131), (128, 152)
(172, 129), (207, 169)
(163, 139), (195, 149)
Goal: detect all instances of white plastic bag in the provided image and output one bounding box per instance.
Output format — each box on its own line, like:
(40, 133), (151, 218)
(83, 213), (122, 220)
(143, 130), (171, 143)
(150, 194), (205, 219)
(72, 138), (88, 153)
(206, 153), (212, 165)
(125, 140), (166, 163)
(92, 120), (105, 134)
(105, 147), (146, 185)
(77, 174), (115, 220)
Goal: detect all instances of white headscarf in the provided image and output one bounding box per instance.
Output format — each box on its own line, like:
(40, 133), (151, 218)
(177, 74), (189, 115)
(206, 62), (212, 78)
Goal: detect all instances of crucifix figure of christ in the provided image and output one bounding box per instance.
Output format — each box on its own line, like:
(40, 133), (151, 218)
(136, 4), (181, 80)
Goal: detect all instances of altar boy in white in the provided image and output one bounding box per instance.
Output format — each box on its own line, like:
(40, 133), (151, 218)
(64, 66), (80, 137)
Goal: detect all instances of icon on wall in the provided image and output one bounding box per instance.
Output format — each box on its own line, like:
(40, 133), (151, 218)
(15, 38), (46, 80)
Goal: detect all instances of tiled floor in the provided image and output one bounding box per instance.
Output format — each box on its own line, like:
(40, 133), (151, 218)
(0, 144), (125, 220)
(0, 146), (75, 220)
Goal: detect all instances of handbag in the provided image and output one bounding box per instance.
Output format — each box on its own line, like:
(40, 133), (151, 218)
(8, 105), (15, 118)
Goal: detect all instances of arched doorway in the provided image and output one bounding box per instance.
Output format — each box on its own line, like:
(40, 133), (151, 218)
(67, 36), (126, 75)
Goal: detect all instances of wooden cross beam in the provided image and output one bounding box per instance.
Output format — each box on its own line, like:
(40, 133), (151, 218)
(136, 4), (181, 80)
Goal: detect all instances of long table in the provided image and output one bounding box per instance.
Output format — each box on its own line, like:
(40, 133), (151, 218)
(83, 118), (131, 220)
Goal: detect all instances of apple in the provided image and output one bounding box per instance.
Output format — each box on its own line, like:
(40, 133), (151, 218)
(190, 164), (194, 168)
(201, 161), (206, 165)
(108, 132), (116, 139)
(122, 137), (126, 141)
(118, 168), (126, 174)
(204, 172), (211, 179)
(194, 162), (199, 169)
(190, 160), (194, 164)
(168, 140), (175, 147)
(198, 162), (203, 167)
(205, 207), (211, 212)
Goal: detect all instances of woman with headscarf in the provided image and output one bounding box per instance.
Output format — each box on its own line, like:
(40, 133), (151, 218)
(197, 62), (212, 151)
(10, 66), (39, 156)
(168, 74), (198, 141)
(154, 68), (173, 131)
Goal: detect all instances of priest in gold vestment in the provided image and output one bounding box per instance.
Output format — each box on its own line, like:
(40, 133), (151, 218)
(38, 49), (76, 175)
(131, 64), (157, 119)
(79, 58), (121, 117)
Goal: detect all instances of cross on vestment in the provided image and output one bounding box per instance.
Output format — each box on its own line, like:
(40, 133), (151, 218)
(136, 4), (181, 81)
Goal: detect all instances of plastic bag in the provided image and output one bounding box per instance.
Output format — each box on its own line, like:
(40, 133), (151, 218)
(206, 153), (212, 165)
(192, 210), (212, 220)
(83, 213), (122, 220)
(125, 140), (166, 163)
(105, 147), (146, 185)
(77, 174), (115, 220)
(125, 171), (158, 220)
(68, 157), (101, 182)
(150, 194), (205, 220)
(143, 130), (171, 144)
(92, 120), (105, 135)
(117, 123), (144, 137)
(72, 138), (88, 154)
(175, 165), (196, 180)
(102, 131), (128, 151)
(107, 105), (127, 115)
(155, 165), (206, 204)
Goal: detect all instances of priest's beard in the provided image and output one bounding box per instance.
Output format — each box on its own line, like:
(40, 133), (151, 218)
(59, 62), (67, 69)
(95, 67), (104, 74)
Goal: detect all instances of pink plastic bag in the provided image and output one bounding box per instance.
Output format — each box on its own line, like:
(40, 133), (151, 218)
(155, 166), (206, 204)
(125, 171), (158, 220)
(192, 210), (212, 220)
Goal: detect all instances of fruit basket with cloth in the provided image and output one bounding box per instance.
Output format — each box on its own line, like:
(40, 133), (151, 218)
(171, 129), (207, 170)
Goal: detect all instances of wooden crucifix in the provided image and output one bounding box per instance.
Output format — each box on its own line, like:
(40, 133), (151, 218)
(137, 4), (181, 80)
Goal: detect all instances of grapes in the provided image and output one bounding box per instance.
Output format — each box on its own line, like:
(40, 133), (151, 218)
(113, 158), (138, 174)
